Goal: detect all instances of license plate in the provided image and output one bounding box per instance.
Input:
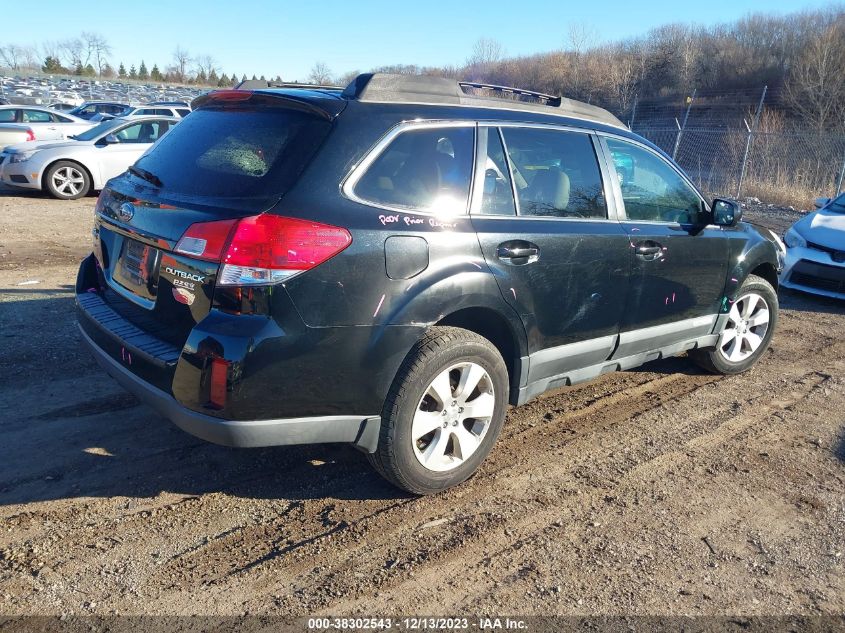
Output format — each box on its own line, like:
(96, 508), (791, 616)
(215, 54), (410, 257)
(120, 239), (153, 286)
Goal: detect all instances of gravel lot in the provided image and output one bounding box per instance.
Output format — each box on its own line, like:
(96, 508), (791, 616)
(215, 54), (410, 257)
(0, 186), (843, 618)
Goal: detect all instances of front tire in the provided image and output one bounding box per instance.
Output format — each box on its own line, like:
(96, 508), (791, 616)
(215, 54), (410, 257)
(369, 326), (509, 495)
(45, 161), (91, 200)
(690, 274), (778, 375)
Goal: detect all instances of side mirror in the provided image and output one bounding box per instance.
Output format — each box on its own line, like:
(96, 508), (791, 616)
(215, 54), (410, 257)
(103, 133), (119, 145)
(814, 197), (830, 209)
(712, 198), (742, 227)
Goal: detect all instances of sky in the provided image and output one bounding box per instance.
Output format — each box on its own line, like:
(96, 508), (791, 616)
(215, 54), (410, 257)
(2, 0), (832, 81)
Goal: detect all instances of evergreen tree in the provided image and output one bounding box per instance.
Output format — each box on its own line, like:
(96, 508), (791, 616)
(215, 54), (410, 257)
(74, 62), (84, 76)
(42, 56), (64, 74)
(195, 69), (207, 85)
(138, 60), (149, 80)
(118, 62), (126, 78)
(150, 64), (163, 81)
(83, 63), (96, 77)
(208, 69), (219, 85)
(217, 73), (229, 87)
(129, 64), (137, 79)
(241, 74), (247, 82)
(259, 74), (266, 81)
(251, 74), (257, 81)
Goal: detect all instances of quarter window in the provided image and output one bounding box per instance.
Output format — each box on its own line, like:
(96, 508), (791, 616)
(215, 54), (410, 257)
(353, 127), (474, 214)
(500, 127), (607, 219)
(605, 138), (706, 224)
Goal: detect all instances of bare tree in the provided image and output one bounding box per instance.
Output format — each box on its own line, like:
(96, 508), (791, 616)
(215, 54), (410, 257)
(0, 44), (24, 70)
(307, 62), (333, 85)
(467, 38), (504, 68)
(59, 38), (86, 69)
(784, 20), (845, 130)
(81, 32), (112, 76)
(41, 40), (63, 65)
(172, 46), (192, 83)
(194, 54), (219, 80)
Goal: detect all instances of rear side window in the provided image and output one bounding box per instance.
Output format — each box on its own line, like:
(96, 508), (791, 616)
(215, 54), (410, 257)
(501, 127), (607, 219)
(134, 105), (332, 203)
(353, 126), (474, 214)
(0, 110), (16, 122)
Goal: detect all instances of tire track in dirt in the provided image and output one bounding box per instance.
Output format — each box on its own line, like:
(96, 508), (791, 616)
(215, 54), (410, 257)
(314, 356), (841, 616)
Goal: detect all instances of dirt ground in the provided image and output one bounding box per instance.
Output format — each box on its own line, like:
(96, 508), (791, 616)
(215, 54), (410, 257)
(0, 185), (843, 619)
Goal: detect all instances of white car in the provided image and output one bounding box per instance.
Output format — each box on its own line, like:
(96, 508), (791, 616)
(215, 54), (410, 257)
(781, 192), (845, 299)
(0, 105), (94, 147)
(0, 116), (178, 199)
(93, 104), (191, 121)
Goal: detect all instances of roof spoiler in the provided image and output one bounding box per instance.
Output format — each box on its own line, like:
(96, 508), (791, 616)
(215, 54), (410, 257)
(191, 90), (346, 120)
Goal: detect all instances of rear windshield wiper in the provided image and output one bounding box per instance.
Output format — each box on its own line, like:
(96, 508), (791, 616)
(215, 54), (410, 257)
(128, 165), (162, 187)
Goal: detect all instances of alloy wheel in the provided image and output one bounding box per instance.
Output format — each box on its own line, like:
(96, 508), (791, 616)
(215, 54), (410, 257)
(717, 292), (770, 363)
(411, 362), (496, 472)
(52, 166), (85, 197)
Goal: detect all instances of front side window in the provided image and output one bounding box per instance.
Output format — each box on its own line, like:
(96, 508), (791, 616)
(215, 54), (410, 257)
(605, 138), (705, 224)
(500, 127), (607, 219)
(353, 126), (474, 214)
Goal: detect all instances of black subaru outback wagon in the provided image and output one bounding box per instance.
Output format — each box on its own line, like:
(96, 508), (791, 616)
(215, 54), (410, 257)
(76, 74), (783, 494)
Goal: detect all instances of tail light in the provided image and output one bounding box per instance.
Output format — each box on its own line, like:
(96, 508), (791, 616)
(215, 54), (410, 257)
(175, 214), (352, 286)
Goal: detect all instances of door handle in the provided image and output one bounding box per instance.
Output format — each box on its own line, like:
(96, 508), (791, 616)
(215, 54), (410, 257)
(633, 240), (664, 261)
(496, 242), (540, 265)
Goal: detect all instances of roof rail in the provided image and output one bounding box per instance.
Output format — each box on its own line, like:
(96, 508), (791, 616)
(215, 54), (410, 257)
(341, 74), (625, 129)
(236, 79), (344, 91)
(458, 81), (562, 107)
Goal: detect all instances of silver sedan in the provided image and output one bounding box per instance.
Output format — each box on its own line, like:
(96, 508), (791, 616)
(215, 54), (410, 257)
(0, 105), (94, 147)
(0, 116), (178, 199)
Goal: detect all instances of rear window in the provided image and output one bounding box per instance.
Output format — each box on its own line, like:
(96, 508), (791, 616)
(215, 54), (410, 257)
(133, 105), (332, 202)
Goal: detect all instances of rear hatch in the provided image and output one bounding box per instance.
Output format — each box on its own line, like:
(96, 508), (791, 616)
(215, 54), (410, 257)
(93, 90), (346, 347)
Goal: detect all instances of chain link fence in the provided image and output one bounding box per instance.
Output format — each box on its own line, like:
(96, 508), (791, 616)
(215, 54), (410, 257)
(622, 86), (845, 207)
(631, 126), (845, 207)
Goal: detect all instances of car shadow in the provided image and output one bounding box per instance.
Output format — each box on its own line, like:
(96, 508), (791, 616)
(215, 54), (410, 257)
(0, 291), (407, 507)
(779, 287), (845, 316)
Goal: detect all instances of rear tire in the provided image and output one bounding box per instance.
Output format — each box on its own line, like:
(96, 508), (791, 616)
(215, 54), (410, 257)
(45, 161), (91, 200)
(368, 326), (509, 495)
(690, 274), (777, 375)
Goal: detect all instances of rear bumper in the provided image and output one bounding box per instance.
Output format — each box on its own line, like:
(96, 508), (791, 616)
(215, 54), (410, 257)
(79, 324), (381, 451)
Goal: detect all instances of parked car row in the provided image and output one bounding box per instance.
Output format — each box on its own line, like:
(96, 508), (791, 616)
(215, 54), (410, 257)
(1, 74), (203, 110)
